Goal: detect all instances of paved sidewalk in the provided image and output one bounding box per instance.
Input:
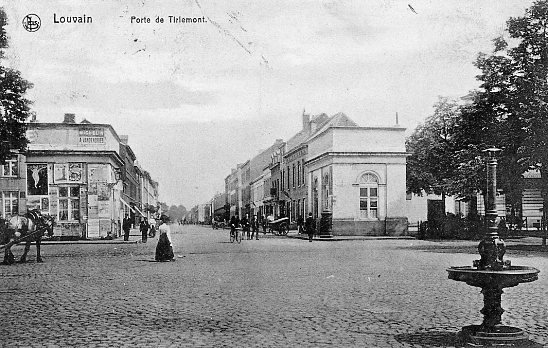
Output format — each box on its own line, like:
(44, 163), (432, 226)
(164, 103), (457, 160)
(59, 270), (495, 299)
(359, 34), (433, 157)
(286, 231), (416, 241)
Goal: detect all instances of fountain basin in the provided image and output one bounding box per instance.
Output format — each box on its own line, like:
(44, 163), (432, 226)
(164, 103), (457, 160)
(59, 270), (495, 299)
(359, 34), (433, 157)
(447, 266), (539, 288)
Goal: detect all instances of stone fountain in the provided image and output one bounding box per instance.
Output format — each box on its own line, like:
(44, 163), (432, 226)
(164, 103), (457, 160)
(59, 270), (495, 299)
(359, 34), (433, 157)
(447, 148), (540, 347)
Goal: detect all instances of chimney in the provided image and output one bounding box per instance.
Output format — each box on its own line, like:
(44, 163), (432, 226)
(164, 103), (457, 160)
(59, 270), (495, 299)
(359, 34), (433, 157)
(63, 113), (76, 123)
(120, 135), (129, 145)
(302, 110), (311, 133)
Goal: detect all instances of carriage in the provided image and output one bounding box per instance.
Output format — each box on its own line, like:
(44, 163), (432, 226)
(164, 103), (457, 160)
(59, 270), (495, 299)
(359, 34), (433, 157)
(267, 217), (289, 236)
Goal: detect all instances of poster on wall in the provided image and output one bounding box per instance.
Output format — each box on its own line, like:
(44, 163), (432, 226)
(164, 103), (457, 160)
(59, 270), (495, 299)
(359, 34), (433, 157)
(27, 164), (48, 196)
(99, 219), (111, 237)
(26, 197), (41, 211)
(98, 201), (110, 218)
(88, 195), (98, 219)
(88, 183), (97, 195)
(49, 187), (58, 216)
(54, 163), (68, 182)
(97, 183), (110, 201)
(87, 220), (99, 239)
(41, 197), (49, 212)
(54, 163), (84, 183)
(88, 164), (107, 183)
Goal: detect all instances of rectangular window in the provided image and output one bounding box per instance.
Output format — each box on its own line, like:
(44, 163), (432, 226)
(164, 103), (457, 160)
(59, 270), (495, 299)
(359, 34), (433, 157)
(58, 186), (80, 221)
(2, 159), (18, 177)
(301, 160), (305, 187)
(292, 164), (296, 188)
(297, 162), (301, 186)
(2, 192), (19, 218)
(287, 166), (290, 190)
(360, 186), (378, 219)
(370, 199), (378, 218)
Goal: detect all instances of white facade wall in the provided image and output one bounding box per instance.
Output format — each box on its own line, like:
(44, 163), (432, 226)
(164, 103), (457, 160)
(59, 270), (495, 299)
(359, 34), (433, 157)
(304, 126), (408, 236)
(27, 125), (121, 154)
(406, 193), (457, 224)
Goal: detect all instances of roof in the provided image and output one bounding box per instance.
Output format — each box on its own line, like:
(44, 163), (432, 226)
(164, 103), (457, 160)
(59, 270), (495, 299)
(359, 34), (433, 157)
(310, 112), (358, 137)
(285, 112), (358, 153)
(285, 113), (330, 152)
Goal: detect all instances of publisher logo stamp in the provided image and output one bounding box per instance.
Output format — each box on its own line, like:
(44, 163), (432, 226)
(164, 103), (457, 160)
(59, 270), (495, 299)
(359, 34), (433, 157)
(22, 14), (41, 32)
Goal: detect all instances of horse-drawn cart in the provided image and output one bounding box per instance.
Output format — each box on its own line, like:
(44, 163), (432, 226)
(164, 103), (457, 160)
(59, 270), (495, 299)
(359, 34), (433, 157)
(268, 217), (289, 236)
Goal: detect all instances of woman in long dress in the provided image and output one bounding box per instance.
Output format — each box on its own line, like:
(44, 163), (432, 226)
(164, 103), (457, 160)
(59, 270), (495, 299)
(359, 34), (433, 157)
(155, 216), (174, 262)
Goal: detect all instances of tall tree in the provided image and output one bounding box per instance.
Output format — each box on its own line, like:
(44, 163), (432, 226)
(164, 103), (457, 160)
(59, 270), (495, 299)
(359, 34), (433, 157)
(506, 1), (548, 240)
(0, 8), (34, 164)
(472, 1), (548, 241)
(406, 97), (461, 212)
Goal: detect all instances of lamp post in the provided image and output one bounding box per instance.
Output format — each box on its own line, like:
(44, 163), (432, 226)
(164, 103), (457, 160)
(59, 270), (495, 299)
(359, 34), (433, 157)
(475, 147), (507, 271)
(447, 147), (540, 346)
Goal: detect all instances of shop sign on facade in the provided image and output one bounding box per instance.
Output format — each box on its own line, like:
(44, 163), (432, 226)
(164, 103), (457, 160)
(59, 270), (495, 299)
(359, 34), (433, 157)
(79, 128), (105, 145)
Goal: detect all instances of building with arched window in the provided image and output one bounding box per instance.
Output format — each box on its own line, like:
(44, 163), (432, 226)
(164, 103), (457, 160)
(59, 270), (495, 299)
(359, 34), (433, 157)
(218, 111), (409, 236)
(306, 113), (408, 235)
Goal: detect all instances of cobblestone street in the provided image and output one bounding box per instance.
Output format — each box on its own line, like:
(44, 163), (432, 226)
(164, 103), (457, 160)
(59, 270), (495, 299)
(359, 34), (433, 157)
(1, 225), (547, 347)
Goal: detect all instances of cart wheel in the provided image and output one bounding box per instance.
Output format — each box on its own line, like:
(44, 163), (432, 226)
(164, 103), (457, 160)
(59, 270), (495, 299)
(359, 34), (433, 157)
(281, 224), (288, 236)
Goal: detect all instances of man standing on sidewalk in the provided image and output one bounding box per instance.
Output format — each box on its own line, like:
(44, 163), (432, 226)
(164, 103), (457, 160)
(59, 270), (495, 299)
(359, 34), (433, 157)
(241, 214), (250, 240)
(140, 218), (149, 243)
(305, 213), (315, 242)
(123, 216), (131, 241)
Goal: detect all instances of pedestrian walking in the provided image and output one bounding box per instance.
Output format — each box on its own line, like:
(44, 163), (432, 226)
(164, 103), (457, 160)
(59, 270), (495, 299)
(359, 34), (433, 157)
(262, 215), (267, 234)
(241, 214), (250, 240)
(230, 215), (238, 239)
(305, 213), (315, 242)
(250, 215), (259, 240)
(297, 215), (304, 234)
(122, 215), (131, 241)
(140, 218), (149, 243)
(148, 217), (156, 238)
(155, 215), (175, 262)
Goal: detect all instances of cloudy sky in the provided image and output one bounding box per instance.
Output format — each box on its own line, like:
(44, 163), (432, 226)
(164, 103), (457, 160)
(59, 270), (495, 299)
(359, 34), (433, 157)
(3, 0), (534, 207)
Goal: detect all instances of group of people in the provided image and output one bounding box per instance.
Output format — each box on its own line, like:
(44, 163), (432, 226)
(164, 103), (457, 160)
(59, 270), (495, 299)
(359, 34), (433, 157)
(121, 215), (175, 262)
(229, 213), (260, 240)
(122, 216), (157, 242)
(228, 212), (317, 242)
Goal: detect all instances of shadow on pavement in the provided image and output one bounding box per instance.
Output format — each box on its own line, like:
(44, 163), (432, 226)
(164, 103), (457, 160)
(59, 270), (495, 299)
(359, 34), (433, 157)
(399, 240), (548, 257)
(506, 244), (548, 252)
(394, 329), (463, 347)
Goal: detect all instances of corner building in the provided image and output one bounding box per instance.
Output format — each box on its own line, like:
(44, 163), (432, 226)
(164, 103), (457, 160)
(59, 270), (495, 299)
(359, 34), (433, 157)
(25, 118), (125, 239)
(305, 114), (408, 235)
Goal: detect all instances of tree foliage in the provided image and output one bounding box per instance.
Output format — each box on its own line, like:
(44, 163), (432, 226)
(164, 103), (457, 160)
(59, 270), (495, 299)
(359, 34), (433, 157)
(0, 8), (34, 164)
(406, 97), (460, 199)
(407, 1), (548, 236)
(167, 204), (187, 222)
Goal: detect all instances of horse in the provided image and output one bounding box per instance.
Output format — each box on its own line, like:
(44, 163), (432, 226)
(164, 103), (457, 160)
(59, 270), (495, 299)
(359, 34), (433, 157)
(1, 210), (55, 265)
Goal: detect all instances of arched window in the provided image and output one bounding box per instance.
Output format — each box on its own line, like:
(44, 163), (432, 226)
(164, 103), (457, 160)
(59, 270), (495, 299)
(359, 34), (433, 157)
(359, 173), (378, 219)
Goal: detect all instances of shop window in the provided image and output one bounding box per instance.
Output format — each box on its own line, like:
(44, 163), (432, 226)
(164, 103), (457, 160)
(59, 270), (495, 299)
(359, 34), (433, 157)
(359, 173), (379, 219)
(1, 159), (18, 177)
(2, 191), (19, 218)
(58, 186), (80, 221)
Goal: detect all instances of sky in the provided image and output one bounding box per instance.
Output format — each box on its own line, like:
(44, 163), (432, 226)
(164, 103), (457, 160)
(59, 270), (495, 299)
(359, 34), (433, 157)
(2, 0), (535, 208)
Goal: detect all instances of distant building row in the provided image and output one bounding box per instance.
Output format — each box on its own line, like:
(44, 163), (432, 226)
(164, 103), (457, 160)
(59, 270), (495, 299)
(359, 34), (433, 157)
(207, 111), (409, 236)
(0, 114), (159, 239)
